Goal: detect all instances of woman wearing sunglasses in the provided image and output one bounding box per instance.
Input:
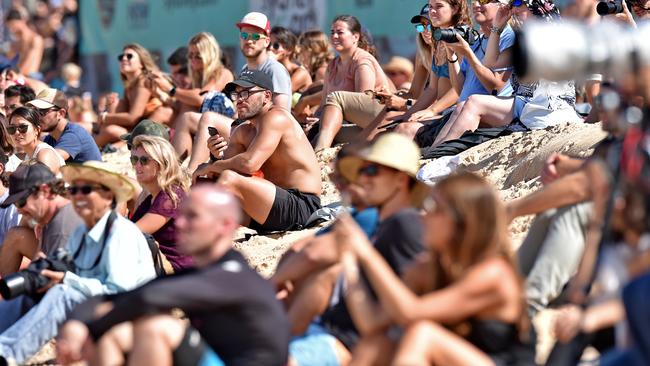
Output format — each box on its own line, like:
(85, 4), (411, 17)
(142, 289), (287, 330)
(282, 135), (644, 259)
(95, 43), (172, 148)
(270, 26), (313, 94)
(336, 171), (535, 365)
(429, 0), (581, 148)
(360, 0), (471, 140)
(8, 106), (64, 175)
(129, 135), (193, 273)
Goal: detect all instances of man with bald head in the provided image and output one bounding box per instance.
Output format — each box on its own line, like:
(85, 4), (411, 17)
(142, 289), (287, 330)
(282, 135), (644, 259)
(57, 185), (290, 366)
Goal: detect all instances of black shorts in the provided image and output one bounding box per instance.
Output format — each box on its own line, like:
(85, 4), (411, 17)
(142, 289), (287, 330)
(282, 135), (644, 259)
(414, 110), (453, 148)
(172, 326), (208, 366)
(249, 186), (322, 233)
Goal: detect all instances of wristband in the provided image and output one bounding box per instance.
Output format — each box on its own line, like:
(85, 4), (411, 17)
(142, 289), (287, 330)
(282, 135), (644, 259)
(447, 56), (459, 63)
(168, 86), (177, 97)
(490, 26), (504, 34)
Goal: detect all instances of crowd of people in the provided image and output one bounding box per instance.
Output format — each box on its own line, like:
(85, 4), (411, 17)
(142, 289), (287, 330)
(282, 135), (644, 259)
(0, 0), (648, 365)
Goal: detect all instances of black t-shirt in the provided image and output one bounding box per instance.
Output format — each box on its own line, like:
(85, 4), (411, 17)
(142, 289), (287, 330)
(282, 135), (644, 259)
(319, 208), (425, 350)
(81, 250), (289, 366)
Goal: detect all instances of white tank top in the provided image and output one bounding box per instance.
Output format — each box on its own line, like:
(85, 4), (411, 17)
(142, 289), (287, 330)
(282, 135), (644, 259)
(31, 142), (66, 167)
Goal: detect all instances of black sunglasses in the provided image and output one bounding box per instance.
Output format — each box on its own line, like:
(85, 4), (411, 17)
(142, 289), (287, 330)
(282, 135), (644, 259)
(67, 184), (108, 196)
(130, 155), (151, 166)
(15, 188), (36, 209)
(357, 164), (381, 177)
(117, 53), (135, 62)
(7, 124), (30, 135)
(272, 42), (282, 50)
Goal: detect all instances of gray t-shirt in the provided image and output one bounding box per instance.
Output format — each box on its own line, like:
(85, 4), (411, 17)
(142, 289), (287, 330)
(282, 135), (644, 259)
(241, 57), (292, 110)
(0, 190), (21, 248)
(42, 203), (84, 255)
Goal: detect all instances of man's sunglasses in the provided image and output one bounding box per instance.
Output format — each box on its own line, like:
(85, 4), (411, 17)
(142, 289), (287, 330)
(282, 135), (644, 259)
(7, 124), (29, 135)
(357, 164), (381, 177)
(240, 31), (267, 41)
(415, 23), (432, 33)
(130, 155), (151, 166)
(15, 188), (37, 209)
(117, 53), (135, 62)
(67, 184), (109, 196)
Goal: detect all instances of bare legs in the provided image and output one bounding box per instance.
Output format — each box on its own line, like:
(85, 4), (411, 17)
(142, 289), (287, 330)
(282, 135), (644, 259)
(127, 315), (185, 366)
(94, 125), (128, 148)
(431, 96), (514, 148)
(187, 112), (233, 173)
(392, 321), (495, 366)
(314, 104), (343, 151)
(172, 111), (201, 160)
(0, 227), (38, 275)
(217, 170), (277, 226)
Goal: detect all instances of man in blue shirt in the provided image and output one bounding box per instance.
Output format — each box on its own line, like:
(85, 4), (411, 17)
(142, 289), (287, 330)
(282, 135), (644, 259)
(28, 88), (102, 163)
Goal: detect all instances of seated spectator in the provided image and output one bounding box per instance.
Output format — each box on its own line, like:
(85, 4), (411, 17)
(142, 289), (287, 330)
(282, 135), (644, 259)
(363, 1), (469, 140)
(382, 56), (414, 91)
(0, 104), (24, 172)
(5, 8), (44, 77)
(157, 32), (235, 170)
(8, 106), (65, 175)
(297, 29), (333, 83)
(429, 0), (580, 148)
(629, 0), (650, 18)
(28, 88), (102, 163)
(166, 46), (192, 89)
(336, 171), (535, 365)
(56, 185), (290, 366)
(3, 84), (35, 117)
(395, 0), (516, 147)
(0, 163), (83, 332)
(0, 161), (156, 365)
(0, 67), (48, 98)
(193, 70), (321, 233)
(270, 26), (312, 94)
(129, 135), (193, 273)
(289, 133), (426, 364)
(95, 44), (173, 147)
(0, 151), (21, 251)
(60, 63), (85, 98)
(308, 15), (395, 150)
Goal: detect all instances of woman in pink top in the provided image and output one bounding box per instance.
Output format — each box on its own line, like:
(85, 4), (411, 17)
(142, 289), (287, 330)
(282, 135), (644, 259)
(307, 15), (394, 151)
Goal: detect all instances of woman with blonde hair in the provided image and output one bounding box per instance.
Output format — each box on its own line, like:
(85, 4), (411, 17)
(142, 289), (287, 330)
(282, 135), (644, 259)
(95, 43), (173, 147)
(130, 135), (193, 273)
(154, 32), (236, 168)
(337, 171), (535, 365)
(297, 30), (334, 82)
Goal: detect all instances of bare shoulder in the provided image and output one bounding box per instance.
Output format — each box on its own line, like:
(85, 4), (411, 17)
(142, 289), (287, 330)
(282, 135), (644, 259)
(262, 107), (294, 128)
(230, 121), (255, 142)
(465, 256), (518, 286)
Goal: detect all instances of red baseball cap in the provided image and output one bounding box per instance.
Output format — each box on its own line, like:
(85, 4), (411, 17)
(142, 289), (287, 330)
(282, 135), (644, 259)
(236, 12), (271, 35)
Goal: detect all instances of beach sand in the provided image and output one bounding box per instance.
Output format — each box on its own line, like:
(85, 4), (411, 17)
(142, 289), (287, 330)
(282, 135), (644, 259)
(27, 121), (606, 364)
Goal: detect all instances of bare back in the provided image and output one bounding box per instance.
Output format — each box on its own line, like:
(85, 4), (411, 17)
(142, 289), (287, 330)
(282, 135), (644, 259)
(231, 106), (322, 196)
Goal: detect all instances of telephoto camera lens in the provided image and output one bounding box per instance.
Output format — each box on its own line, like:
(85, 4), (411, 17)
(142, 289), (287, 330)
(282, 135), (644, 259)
(433, 28), (460, 43)
(596, 0), (624, 15)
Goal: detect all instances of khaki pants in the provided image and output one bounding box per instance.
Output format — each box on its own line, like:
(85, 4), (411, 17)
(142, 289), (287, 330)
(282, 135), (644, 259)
(325, 91), (385, 128)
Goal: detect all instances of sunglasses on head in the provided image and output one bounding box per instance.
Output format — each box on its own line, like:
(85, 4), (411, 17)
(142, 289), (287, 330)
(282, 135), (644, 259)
(67, 184), (108, 196)
(130, 155), (151, 166)
(415, 23), (432, 33)
(240, 31), (267, 41)
(7, 124), (29, 135)
(117, 53), (135, 62)
(357, 163), (381, 177)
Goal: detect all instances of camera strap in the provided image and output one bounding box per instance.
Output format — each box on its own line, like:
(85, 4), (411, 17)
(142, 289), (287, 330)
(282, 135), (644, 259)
(72, 210), (118, 271)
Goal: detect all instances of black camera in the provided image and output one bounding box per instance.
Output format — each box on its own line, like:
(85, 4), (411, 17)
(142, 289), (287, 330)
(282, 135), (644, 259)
(0, 248), (75, 300)
(433, 25), (480, 45)
(596, 0), (624, 14)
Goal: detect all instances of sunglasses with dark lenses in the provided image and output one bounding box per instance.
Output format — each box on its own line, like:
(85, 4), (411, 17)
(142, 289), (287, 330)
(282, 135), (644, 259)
(15, 189), (36, 209)
(240, 31), (266, 41)
(357, 164), (381, 177)
(130, 155), (151, 166)
(117, 53), (135, 62)
(272, 42), (282, 50)
(415, 23), (432, 33)
(7, 124), (30, 135)
(67, 184), (108, 196)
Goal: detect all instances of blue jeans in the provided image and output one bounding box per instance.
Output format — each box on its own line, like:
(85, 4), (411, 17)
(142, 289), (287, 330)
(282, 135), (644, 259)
(0, 284), (87, 363)
(0, 295), (36, 332)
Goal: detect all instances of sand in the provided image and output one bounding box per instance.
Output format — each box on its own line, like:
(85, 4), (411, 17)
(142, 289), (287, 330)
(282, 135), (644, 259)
(27, 121), (606, 364)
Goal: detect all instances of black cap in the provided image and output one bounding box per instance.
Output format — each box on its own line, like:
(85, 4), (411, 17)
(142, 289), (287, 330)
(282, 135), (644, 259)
(1, 162), (56, 208)
(223, 69), (274, 96)
(410, 3), (431, 24)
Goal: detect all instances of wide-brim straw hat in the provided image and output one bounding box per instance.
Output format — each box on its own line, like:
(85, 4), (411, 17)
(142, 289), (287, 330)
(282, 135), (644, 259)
(61, 161), (136, 203)
(338, 133), (430, 206)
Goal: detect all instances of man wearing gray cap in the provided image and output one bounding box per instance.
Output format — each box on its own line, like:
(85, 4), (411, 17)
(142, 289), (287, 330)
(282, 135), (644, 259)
(194, 70), (321, 233)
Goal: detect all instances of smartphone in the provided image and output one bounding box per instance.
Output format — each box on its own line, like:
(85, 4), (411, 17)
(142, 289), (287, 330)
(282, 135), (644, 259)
(207, 127), (219, 136)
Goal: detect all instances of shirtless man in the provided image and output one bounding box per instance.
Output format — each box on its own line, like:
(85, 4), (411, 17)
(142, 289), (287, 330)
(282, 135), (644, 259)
(193, 70), (322, 232)
(5, 9), (44, 76)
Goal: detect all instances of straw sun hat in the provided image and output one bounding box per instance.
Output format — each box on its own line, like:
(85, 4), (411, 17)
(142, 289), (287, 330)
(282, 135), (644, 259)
(61, 161), (136, 203)
(338, 133), (430, 206)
